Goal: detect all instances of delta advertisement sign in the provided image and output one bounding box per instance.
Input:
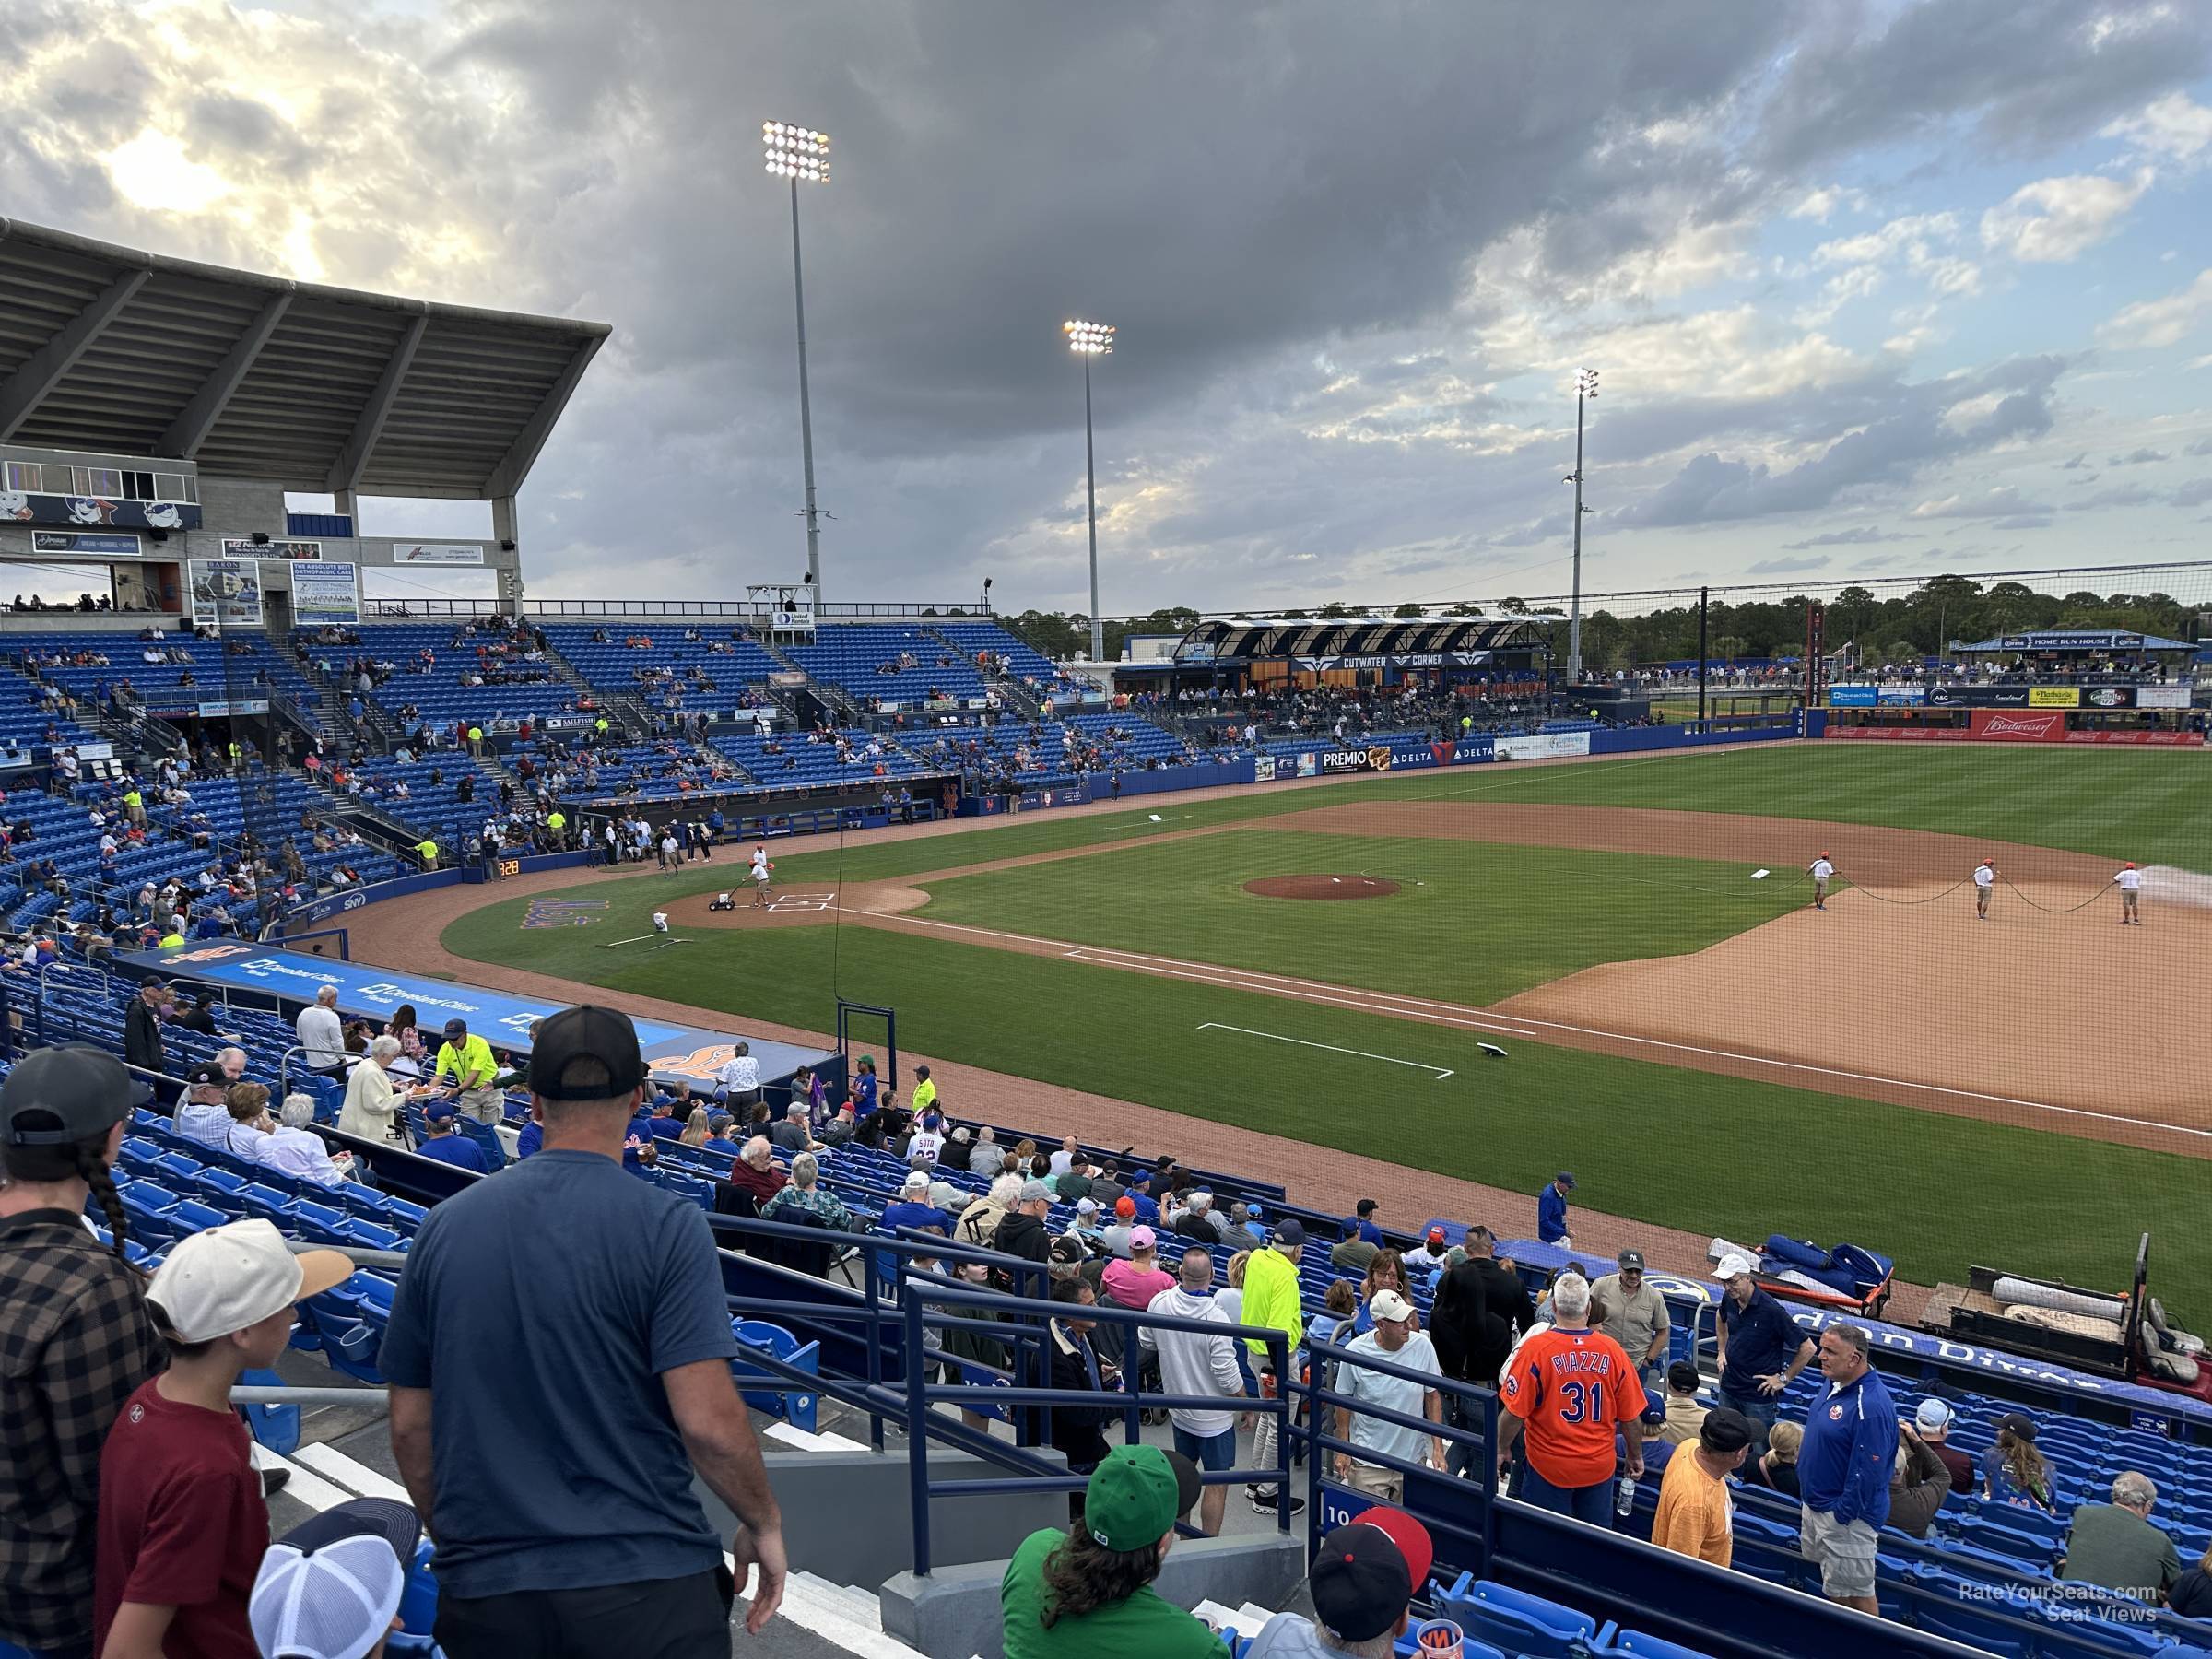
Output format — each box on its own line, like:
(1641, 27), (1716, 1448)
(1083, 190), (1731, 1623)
(1268, 735), (1499, 779)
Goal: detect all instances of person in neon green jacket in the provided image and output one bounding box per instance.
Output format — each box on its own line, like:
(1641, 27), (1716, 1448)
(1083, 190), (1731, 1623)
(1239, 1218), (1308, 1516)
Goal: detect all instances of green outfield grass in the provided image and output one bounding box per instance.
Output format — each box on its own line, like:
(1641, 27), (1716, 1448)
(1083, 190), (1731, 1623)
(439, 892), (2207, 1304)
(912, 828), (1804, 1005)
(439, 742), (2212, 1312)
(730, 742), (2212, 893)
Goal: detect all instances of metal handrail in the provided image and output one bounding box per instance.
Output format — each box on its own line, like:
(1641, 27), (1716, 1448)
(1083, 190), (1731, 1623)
(898, 1270), (1297, 1576)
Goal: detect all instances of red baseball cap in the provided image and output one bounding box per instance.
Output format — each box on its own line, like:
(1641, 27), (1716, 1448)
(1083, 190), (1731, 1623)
(1115, 1195), (1137, 1219)
(1351, 1505), (1433, 1593)
(1427, 1227), (1446, 1244)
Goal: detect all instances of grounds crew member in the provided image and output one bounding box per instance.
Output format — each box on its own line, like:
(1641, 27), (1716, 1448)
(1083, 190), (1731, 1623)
(1973, 856), (1996, 921)
(431, 1018), (503, 1124)
(416, 837), (440, 871)
(2113, 861), (2142, 924)
(1808, 851), (1836, 912)
(547, 808), (567, 849)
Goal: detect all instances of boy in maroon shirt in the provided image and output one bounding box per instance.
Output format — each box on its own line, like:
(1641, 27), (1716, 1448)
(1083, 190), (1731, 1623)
(94, 1219), (351, 1659)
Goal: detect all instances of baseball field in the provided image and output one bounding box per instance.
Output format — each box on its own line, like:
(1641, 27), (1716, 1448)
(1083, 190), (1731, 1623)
(432, 743), (2212, 1307)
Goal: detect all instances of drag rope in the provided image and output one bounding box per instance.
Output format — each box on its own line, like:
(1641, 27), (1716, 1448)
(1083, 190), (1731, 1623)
(1999, 871), (2114, 915)
(1837, 875), (1973, 906)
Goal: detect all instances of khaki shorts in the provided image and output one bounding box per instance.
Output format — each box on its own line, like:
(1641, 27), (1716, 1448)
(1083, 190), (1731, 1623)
(1343, 1462), (1404, 1503)
(1801, 1504), (1877, 1600)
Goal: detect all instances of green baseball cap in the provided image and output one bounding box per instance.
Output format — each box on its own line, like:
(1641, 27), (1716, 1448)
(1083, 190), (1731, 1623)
(1083, 1445), (1198, 1552)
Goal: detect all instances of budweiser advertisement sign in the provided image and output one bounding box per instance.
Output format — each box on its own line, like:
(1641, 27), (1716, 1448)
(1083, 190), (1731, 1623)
(1971, 710), (2067, 742)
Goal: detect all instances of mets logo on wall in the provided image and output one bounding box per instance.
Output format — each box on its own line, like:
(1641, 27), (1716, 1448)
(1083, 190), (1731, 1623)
(1366, 747), (1393, 772)
(163, 943), (254, 964)
(651, 1043), (740, 1080)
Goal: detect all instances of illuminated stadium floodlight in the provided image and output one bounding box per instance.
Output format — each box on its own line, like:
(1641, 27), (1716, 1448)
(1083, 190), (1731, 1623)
(764, 120), (831, 600)
(1063, 319), (1117, 660)
(1563, 366), (1599, 682)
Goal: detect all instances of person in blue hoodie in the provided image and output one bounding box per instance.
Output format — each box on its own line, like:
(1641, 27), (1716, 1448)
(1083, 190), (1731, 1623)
(1796, 1323), (1897, 1615)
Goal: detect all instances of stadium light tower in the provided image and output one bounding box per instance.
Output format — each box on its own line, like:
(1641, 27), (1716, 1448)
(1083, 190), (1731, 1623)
(1563, 366), (1598, 683)
(1064, 318), (1115, 662)
(765, 119), (830, 603)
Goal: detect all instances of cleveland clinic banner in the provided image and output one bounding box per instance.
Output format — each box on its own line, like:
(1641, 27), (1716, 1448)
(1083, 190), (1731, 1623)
(289, 560), (360, 626)
(186, 559), (263, 627)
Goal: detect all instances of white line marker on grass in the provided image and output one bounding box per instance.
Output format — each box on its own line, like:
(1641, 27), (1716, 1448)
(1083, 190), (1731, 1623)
(1197, 1021), (1453, 1080)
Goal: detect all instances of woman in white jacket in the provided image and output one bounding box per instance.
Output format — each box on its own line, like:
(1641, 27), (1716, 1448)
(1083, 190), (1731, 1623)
(338, 1035), (421, 1141)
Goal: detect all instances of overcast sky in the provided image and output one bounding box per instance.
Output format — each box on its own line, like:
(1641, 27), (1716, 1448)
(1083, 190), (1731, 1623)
(7, 0), (2212, 615)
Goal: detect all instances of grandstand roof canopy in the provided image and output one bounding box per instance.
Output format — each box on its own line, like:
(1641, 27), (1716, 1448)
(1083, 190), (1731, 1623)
(1175, 614), (1553, 663)
(0, 218), (608, 500)
(1956, 629), (2197, 653)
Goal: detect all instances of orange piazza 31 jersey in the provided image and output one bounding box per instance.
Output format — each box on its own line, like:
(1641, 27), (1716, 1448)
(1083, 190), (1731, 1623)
(1500, 1326), (1644, 1488)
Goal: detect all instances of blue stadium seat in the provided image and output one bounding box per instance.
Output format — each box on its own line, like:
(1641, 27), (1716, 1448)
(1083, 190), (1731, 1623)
(1433, 1579), (1599, 1659)
(730, 1318), (821, 1432)
(1593, 1630), (1717, 1659)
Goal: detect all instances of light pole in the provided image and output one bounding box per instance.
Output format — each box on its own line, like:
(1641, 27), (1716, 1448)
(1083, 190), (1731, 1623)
(765, 119), (830, 603)
(1563, 367), (1598, 683)
(1064, 318), (1115, 662)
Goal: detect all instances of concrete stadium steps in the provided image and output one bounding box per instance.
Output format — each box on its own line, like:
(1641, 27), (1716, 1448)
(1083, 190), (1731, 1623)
(260, 1347), (925, 1657)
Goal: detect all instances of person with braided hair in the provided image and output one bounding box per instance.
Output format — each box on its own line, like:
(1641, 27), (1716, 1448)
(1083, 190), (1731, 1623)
(0, 1045), (165, 1659)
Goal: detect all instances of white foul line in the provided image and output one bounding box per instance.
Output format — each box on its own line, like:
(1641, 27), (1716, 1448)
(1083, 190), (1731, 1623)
(1196, 1021), (1453, 1079)
(860, 912), (2212, 1145)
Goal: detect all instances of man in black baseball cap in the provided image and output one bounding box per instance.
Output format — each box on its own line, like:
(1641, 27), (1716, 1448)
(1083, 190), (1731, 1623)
(0, 1047), (165, 1659)
(381, 1006), (788, 1656)
(1244, 1506), (1433, 1654)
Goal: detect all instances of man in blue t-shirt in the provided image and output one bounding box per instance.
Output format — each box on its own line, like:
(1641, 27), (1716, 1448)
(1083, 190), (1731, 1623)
(701, 1112), (743, 1159)
(382, 1005), (787, 1655)
(1344, 1197), (1384, 1246)
(1796, 1323), (1897, 1614)
(414, 1108), (490, 1174)
(879, 1171), (953, 1237)
(1124, 1169), (1160, 1223)
(1713, 1253), (1815, 1456)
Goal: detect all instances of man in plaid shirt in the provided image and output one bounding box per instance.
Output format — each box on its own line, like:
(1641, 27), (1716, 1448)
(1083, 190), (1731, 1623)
(0, 1047), (164, 1659)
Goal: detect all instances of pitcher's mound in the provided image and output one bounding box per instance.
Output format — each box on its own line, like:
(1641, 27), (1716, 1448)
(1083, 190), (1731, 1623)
(1243, 875), (1401, 901)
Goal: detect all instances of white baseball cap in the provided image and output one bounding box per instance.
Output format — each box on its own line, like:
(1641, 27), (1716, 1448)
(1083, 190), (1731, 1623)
(1715, 1253), (1754, 1281)
(1369, 1289), (1416, 1324)
(251, 1498), (417, 1659)
(147, 1218), (353, 1344)
(901, 1171), (931, 1193)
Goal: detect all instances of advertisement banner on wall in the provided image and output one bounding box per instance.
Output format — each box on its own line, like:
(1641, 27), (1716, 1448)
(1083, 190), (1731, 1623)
(221, 537), (320, 561)
(1926, 685), (2031, 707)
(2136, 685), (2193, 710)
(1252, 756), (1277, 782)
(0, 493), (197, 532)
(2063, 728), (2205, 746)
(2026, 687), (2080, 708)
(1824, 724), (1970, 741)
(289, 560), (360, 626)
(186, 559), (263, 627)
(1970, 709), (2067, 742)
(391, 542), (485, 565)
(1828, 686), (1877, 706)
(1496, 731), (1592, 760)
(30, 530), (143, 559)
